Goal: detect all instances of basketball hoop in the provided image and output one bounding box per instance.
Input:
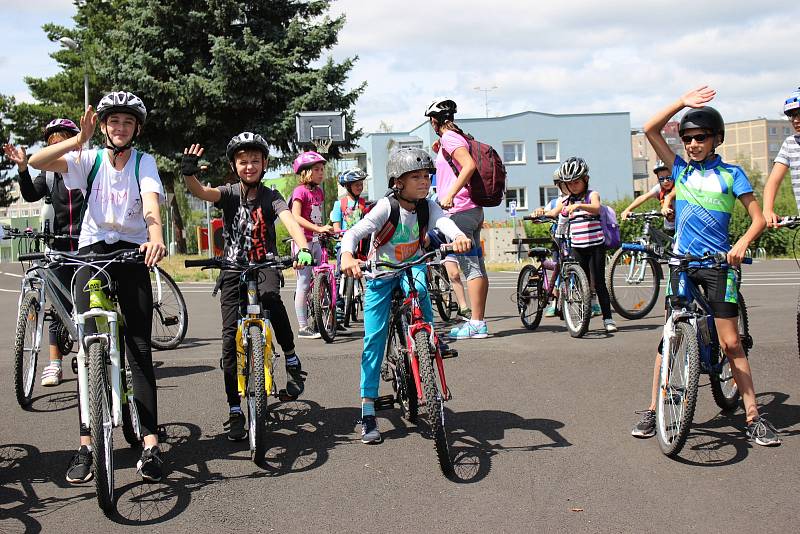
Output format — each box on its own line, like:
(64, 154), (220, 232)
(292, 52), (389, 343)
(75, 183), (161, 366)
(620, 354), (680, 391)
(312, 137), (333, 154)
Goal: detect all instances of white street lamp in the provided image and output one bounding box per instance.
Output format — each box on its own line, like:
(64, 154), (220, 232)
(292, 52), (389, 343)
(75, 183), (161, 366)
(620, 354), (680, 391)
(59, 37), (89, 110)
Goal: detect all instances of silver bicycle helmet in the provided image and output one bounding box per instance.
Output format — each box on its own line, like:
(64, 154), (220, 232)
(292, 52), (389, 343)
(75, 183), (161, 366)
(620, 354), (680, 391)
(557, 157), (589, 183)
(96, 91), (147, 123)
(226, 132), (270, 161)
(386, 148), (434, 188)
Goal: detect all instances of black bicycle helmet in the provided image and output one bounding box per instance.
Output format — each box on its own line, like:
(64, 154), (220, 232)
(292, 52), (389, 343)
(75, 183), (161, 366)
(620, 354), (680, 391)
(226, 132), (270, 162)
(557, 157), (589, 183)
(679, 106), (725, 143)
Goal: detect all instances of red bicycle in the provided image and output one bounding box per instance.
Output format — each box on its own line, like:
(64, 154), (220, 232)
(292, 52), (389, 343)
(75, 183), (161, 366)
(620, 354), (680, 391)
(368, 247), (457, 476)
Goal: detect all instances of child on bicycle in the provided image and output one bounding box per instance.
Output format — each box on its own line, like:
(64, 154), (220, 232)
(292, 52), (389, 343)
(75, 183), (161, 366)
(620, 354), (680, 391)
(28, 91), (168, 482)
(620, 161), (676, 234)
(537, 157), (617, 332)
(340, 147), (471, 444)
(331, 168), (368, 323)
(763, 87), (800, 227)
(3, 118), (85, 388)
(290, 151), (333, 339)
(631, 85), (779, 446)
(181, 133), (313, 442)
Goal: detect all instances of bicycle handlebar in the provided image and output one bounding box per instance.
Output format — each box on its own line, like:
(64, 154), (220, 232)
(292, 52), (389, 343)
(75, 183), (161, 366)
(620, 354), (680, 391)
(184, 254), (295, 271)
(774, 216), (800, 229)
(3, 227), (78, 242)
(360, 245), (454, 273)
(18, 252), (45, 262)
(522, 215), (556, 223)
(623, 211), (663, 221)
(623, 243), (752, 266)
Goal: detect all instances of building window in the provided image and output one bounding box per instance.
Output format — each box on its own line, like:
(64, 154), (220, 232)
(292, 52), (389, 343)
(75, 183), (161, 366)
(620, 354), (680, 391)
(398, 141), (422, 150)
(539, 186), (560, 207)
(505, 187), (528, 210)
(769, 143), (779, 152)
(537, 140), (559, 163)
(502, 142), (525, 164)
(769, 127), (778, 136)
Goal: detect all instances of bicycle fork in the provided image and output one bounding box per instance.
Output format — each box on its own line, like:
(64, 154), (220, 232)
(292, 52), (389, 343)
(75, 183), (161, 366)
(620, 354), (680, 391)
(76, 308), (123, 428)
(406, 315), (451, 402)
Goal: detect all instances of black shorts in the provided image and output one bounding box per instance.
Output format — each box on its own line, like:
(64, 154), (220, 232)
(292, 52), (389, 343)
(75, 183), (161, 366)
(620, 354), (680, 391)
(665, 265), (739, 319)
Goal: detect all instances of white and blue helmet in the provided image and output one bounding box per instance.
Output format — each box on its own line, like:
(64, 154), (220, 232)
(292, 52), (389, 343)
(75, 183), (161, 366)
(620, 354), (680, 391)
(784, 87), (800, 115)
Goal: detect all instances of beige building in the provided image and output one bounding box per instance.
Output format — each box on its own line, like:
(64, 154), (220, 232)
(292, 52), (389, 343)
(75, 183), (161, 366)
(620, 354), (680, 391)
(631, 121), (684, 196)
(718, 118), (794, 180)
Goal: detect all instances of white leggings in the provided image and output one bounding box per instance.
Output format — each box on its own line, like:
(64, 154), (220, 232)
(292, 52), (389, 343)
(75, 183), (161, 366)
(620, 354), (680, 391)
(293, 241), (323, 328)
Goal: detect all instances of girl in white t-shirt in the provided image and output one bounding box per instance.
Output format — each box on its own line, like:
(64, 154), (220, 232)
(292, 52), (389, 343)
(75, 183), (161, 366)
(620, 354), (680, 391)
(29, 91), (166, 484)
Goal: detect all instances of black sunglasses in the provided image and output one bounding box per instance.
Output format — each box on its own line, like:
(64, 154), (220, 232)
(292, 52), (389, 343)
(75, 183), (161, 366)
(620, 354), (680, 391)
(658, 176), (673, 182)
(681, 133), (712, 144)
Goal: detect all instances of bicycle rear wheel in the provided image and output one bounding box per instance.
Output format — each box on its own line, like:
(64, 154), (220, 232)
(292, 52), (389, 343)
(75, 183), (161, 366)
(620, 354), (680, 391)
(710, 293), (749, 411)
(150, 267), (188, 350)
(88, 341), (115, 514)
(386, 316), (417, 421)
(656, 321), (699, 457)
(517, 265), (545, 330)
(121, 364), (141, 448)
(562, 264), (591, 338)
(351, 279), (363, 323)
(55, 318), (75, 356)
(313, 273), (337, 343)
(342, 275), (354, 328)
(414, 330), (452, 476)
(607, 249), (661, 320)
(14, 291), (41, 407)
(429, 265), (454, 322)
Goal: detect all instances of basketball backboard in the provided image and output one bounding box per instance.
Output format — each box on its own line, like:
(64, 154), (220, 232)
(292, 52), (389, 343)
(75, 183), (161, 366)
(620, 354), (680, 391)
(295, 111), (346, 153)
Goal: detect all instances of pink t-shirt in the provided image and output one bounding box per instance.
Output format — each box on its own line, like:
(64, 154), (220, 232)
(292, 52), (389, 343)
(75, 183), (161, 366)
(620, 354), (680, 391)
(435, 130), (479, 213)
(290, 184), (325, 240)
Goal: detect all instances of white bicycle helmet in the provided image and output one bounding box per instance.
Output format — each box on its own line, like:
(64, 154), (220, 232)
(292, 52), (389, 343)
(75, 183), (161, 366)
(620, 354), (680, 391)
(226, 132), (270, 161)
(424, 98), (457, 119)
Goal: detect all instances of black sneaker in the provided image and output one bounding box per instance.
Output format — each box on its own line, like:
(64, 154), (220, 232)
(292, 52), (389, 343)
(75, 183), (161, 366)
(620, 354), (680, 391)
(226, 411), (247, 441)
(746, 416), (781, 447)
(285, 363), (307, 397)
(631, 409), (656, 438)
(137, 446), (164, 482)
(65, 445), (93, 484)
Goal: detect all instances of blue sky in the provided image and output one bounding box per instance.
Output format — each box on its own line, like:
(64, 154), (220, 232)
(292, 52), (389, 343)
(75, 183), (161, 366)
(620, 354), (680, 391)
(1, 0), (796, 135)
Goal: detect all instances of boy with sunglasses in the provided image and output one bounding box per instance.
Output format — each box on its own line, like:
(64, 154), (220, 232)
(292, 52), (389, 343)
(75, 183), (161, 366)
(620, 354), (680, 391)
(630, 86), (779, 447)
(763, 87), (800, 227)
(620, 161), (676, 234)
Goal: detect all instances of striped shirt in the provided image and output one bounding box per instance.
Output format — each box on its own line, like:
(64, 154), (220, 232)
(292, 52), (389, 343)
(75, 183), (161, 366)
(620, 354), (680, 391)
(559, 191), (604, 248)
(775, 135), (800, 212)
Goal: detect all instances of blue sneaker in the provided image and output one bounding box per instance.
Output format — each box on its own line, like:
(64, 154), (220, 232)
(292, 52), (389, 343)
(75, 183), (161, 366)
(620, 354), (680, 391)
(448, 321), (488, 339)
(544, 303), (556, 317)
(591, 304), (602, 317)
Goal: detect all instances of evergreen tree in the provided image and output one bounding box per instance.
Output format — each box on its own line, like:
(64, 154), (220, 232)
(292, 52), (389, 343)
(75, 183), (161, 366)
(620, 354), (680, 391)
(0, 95), (20, 208)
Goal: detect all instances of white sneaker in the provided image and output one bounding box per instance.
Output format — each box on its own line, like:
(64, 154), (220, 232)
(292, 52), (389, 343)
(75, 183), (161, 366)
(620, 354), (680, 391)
(297, 326), (321, 339)
(603, 319), (618, 333)
(41, 363), (63, 387)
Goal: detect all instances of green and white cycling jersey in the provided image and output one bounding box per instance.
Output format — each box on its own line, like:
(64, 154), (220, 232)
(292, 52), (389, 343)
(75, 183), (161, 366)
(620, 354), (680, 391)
(671, 154), (753, 259)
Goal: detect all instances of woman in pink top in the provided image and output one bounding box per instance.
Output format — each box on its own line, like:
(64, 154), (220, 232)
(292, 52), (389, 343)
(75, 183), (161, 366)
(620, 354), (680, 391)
(425, 98), (489, 339)
(290, 151), (333, 338)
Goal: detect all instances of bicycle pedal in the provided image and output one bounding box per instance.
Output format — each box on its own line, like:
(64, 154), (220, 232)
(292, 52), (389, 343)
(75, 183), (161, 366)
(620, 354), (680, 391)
(373, 395), (396, 411)
(441, 348), (458, 359)
(276, 389), (298, 402)
(163, 315), (179, 326)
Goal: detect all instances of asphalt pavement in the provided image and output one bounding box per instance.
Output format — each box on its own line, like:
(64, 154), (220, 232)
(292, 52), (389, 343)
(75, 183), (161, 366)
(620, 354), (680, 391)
(0, 260), (798, 533)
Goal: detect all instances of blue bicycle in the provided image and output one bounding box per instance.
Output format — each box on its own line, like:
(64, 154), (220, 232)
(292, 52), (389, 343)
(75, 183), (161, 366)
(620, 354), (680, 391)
(622, 244), (752, 457)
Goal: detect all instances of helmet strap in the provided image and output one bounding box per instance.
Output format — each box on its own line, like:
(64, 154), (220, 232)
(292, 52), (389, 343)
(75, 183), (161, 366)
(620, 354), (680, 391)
(103, 122), (139, 165)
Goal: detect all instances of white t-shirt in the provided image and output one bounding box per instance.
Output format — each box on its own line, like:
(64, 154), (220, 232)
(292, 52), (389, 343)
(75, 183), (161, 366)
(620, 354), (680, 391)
(647, 183), (675, 230)
(64, 148), (165, 248)
(774, 135), (800, 213)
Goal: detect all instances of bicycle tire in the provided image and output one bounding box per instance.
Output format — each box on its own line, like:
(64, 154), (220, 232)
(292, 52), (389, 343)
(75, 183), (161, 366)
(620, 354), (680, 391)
(429, 265), (454, 322)
(88, 341), (115, 514)
(342, 275), (354, 328)
(387, 316), (417, 421)
(14, 291), (41, 408)
(121, 365), (141, 448)
(796, 287), (800, 361)
(710, 293), (749, 411)
(312, 272), (337, 343)
(656, 321), (700, 458)
(516, 265), (545, 330)
(248, 325), (269, 462)
(150, 267), (188, 351)
(414, 329), (452, 476)
(351, 279), (363, 323)
(607, 248), (661, 320)
(562, 264), (591, 338)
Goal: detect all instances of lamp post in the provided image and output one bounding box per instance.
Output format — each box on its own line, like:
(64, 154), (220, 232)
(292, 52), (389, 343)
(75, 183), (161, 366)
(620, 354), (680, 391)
(474, 85), (498, 118)
(59, 37), (89, 110)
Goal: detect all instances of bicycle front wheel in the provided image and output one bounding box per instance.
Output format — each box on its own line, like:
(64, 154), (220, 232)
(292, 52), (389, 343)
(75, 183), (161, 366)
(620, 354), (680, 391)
(387, 317), (417, 421)
(351, 279), (364, 323)
(14, 291), (41, 407)
(247, 325), (269, 462)
(607, 249), (661, 320)
(88, 341), (115, 514)
(414, 330), (452, 476)
(342, 275), (354, 328)
(710, 293), (749, 411)
(562, 264), (591, 338)
(150, 267), (188, 350)
(312, 273), (337, 343)
(517, 265), (545, 330)
(656, 321), (700, 458)
(429, 265), (454, 322)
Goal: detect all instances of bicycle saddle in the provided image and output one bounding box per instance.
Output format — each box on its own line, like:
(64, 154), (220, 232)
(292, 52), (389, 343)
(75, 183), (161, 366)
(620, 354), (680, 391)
(527, 247), (551, 258)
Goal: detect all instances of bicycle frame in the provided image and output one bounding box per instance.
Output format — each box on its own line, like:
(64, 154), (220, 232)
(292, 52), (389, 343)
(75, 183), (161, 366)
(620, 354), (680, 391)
(310, 236), (337, 309)
(20, 261), (79, 342)
(236, 272), (273, 397)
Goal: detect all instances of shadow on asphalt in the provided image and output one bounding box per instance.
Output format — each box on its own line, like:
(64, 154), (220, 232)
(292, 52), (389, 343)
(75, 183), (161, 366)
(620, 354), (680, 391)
(0, 442), (95, 533)
(445, 409), (571, 484)
(674, 391), (799, 467)
(26, 388), (79, 413)
(153, 363), (216, 381)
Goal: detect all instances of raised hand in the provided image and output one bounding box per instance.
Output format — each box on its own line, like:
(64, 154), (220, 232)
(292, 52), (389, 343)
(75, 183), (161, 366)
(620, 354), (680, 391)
(681, 85), (716, 109)
(2, 144), (28, 170)
(181, 144), (205, 176)
(77, 106), (98, 146)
